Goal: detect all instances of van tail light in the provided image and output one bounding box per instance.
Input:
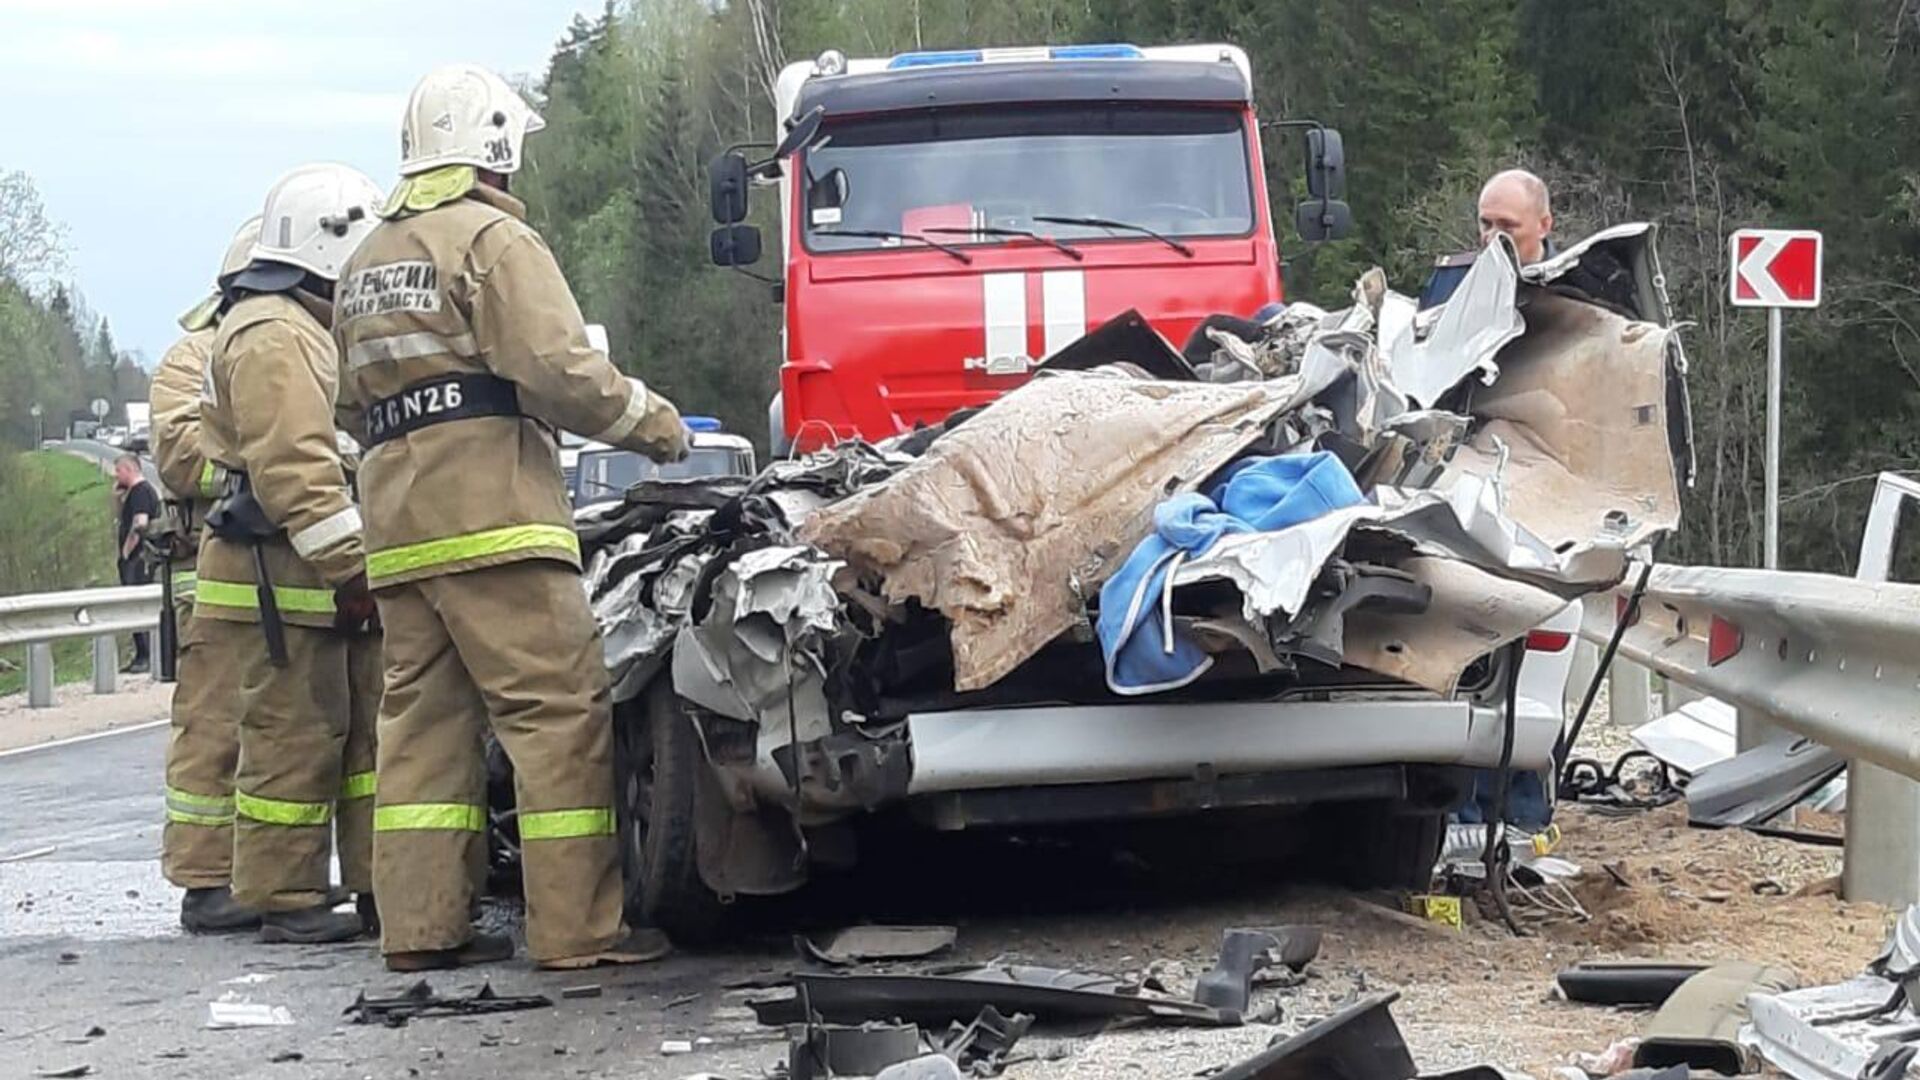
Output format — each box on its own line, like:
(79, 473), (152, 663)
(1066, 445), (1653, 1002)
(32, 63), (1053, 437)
(1707, 616), (1744, 667)
(1525, 629), (1572, 653)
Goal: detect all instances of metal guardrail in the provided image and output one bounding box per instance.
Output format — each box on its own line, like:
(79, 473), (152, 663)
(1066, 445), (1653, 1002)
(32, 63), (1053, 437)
(1579, 564), (1920, 782)
(0, 584), (161, 707)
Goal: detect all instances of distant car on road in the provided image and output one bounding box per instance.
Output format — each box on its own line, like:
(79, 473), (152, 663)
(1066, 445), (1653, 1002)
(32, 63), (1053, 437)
(572, 418), (756, 509)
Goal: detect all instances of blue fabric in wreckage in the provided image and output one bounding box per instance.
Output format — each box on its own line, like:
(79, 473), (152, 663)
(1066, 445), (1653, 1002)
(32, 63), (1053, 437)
(1097, 451), (1367, 695)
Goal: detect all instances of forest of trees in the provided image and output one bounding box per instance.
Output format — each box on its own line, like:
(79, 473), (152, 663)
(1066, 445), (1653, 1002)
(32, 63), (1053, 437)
(0, 169), (151, 451)
(517, 0), (1920, 575)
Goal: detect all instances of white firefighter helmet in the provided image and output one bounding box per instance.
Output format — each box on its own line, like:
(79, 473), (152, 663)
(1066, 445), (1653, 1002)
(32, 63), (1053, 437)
(250, 164), (384, 281)
(219, 216), (263, 281)
(398, 63), (546, 177)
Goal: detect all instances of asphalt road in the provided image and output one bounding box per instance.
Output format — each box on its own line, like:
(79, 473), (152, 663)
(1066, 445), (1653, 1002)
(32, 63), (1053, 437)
(0, 726), (788, 1079)
(0, 719), (1544, 1079)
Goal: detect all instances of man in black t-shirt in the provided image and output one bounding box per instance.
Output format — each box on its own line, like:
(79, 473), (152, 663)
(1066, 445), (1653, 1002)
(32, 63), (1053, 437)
(114, 453), (160, 674)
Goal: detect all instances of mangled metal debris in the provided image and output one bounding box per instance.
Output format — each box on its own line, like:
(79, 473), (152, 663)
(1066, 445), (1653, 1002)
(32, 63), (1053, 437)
(572, 222), (1695, 895)
(1194, 927), (1322, 1018)
(1746, 904), (1920, 1080)
(748, 964), (1237, 1028)
(343, 980), (552, 1028)
(1207, 992), (1414, 1080)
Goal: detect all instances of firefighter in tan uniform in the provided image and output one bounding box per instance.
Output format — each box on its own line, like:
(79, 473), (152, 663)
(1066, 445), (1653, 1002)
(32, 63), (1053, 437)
(336, 64), (687, 972)
(197, 163), (384, 944)
(152, 218), (262, 933)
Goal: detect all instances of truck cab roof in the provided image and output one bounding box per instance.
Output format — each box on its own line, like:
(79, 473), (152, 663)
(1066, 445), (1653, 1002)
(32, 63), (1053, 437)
(776, 43), (1252, 126)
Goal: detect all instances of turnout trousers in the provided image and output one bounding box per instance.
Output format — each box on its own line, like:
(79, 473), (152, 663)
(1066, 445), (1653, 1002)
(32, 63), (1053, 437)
(162, 579), (241, 888)
(371, 560), (625, 963)
(337, 629), (384, 894)
(200, 619), (366, 912)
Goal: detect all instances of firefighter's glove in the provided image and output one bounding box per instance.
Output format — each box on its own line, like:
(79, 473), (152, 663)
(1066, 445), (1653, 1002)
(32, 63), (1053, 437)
(334, 572), (378, 634)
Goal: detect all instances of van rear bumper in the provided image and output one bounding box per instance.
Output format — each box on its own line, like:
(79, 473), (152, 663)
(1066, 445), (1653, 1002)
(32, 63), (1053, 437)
(903, 697), (1560, 796)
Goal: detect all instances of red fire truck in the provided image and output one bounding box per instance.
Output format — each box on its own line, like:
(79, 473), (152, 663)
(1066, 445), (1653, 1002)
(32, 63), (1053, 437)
(708, 43), (1351, 452)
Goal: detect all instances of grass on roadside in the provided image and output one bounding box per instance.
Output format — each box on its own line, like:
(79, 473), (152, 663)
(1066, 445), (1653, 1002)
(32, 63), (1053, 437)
(0, 448), (124, 695)
(0, 639), (99, 697)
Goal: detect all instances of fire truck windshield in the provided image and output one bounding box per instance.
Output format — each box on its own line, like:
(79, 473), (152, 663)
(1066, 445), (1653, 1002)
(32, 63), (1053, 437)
(801, 103), (1254, 252)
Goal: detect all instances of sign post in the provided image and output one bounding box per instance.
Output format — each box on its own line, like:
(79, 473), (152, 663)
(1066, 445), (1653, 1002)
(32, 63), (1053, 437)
(1729, 227), (1822, 750)
(1728, 227), (1823, 570)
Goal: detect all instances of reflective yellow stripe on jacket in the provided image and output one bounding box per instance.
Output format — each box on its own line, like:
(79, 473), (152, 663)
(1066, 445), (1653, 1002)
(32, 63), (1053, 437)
(195, 578), (336, 615)
(197, 460), (219, 499)
(365, 524), (580, 587)
(171, 570), (197, 595)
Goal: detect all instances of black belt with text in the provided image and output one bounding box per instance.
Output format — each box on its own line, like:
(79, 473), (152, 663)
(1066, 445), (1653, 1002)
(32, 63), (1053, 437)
(365, 372), (521, 447)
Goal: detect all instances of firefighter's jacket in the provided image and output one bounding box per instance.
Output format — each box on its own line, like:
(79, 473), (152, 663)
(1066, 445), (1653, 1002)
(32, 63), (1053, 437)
(195, 292), (365, 628)
(150, 329), (222, 583)
(333, 181), (684, 590)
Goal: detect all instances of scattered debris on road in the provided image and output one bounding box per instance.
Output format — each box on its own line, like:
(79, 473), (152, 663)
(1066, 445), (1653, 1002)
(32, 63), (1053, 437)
(205, 997), (295, 1029)
(799, 925), (958, 966)
(749, 963), (1238, 1028)
(343, 980), (551, 1028)
(787, 1021), (923, 1080)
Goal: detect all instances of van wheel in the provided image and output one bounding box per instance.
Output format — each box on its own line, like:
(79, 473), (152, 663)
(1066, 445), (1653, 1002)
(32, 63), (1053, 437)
(1323, 803), (1447, 891)
(611, 681), (726, 944)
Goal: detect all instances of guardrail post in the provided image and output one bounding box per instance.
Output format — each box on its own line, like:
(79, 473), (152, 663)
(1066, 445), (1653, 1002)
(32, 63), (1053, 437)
(91, 634), (117, 695)
(1845, 762), (1920, 905)
(1842, 473), (1920, 905)
(27, 642), (53, 707)
(1736, 710), (1786, 752)
(1608, 659), (1653, 730)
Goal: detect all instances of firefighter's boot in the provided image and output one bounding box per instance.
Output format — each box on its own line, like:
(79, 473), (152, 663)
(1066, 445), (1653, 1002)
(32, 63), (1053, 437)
(385, 931), (516, 973)
(180, 886), (260, 934)
(537, 927), (673, 971)
(258, 905), (364, 945)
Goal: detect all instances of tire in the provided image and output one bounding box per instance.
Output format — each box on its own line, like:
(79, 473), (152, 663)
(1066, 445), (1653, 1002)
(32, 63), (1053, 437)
(612, 680), (726, 943)
(1323, 802), (1447, 891)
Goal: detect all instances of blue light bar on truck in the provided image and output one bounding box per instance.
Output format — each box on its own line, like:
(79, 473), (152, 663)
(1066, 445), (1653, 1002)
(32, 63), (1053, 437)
(683, 416), (723, 433)
(886, 44), (1144, 70)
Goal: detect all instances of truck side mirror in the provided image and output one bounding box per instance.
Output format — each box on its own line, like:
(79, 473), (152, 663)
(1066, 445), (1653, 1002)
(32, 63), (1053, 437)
(1304, 127), (1346, 201)
(710, 223), (763, 267)
(710, 152), (750, 225)
(1295, 199), (1354, 242)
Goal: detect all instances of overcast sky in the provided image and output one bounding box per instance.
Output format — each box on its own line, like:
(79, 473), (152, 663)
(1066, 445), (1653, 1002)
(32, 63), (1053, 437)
(0, 0), (598, 363)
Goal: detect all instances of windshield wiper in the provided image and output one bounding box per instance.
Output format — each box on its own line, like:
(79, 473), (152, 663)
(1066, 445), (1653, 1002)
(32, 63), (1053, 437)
(1033, 215), (1194, 257)
(922, 226), (1084, 261)
(815, 228), (973, 264)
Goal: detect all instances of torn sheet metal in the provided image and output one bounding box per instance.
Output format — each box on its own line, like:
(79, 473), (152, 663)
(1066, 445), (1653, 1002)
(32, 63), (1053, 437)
(1745, 976), (1917, 1080)
(1343, 554), (1569, 693)
(799, 373), (1305, 691)
(675, 545), (844, 731)
(1386, 237), (1523, 408)
(1434, 288), (1683, 583)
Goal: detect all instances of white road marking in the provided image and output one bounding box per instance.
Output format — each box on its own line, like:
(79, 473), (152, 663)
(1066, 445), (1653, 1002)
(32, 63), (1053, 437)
(0, 718), (167, 760)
